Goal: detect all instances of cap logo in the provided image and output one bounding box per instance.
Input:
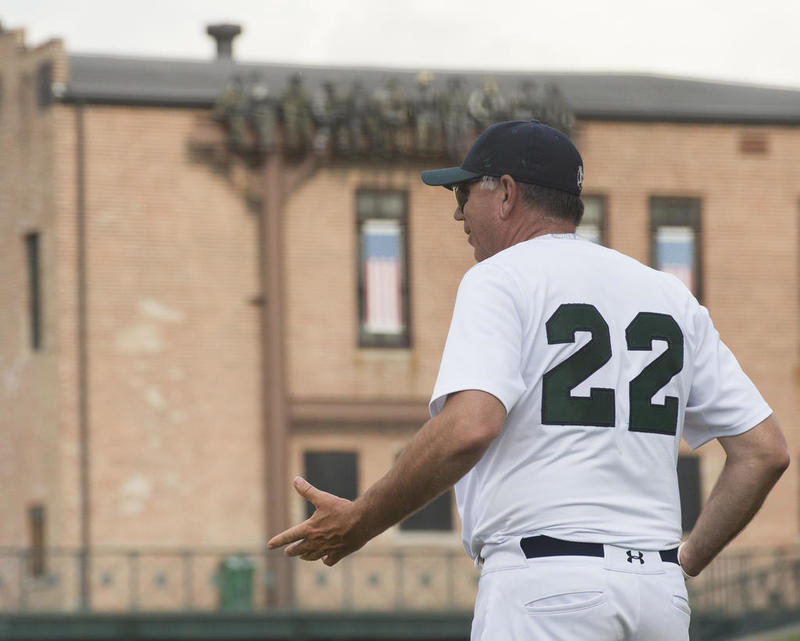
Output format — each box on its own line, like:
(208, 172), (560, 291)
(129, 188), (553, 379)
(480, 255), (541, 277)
(577, 165), (584, 193)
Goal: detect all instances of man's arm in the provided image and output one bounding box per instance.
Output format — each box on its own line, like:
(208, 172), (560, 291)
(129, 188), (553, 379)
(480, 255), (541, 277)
(679, 414), (789, 577)
(267, 389), (506, 565)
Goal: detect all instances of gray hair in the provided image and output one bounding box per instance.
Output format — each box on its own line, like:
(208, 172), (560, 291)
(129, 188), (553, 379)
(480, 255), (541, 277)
(478, 176), (500, 191)
(478, 175), (583, 225)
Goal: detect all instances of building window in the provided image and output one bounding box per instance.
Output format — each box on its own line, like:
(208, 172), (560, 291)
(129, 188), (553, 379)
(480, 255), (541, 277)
(37, 62), (53, 109)
(650, 198), (702, 301)
(303, 451), (358, 519)
(677, 455), (701, 532)
(28, 505), (46, 577)
(356, 190), (410, 348)
(25, 232), (42, 351)
(578, 195), (606, 245)
(400, 490), (453, 532)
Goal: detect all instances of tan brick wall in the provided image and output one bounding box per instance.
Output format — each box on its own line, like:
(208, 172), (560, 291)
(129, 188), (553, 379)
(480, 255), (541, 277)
(72, 105), (264, 546)
(0, 29), (65, 549)
(52, 102), (81, 550)
(1, 26), (269, 552)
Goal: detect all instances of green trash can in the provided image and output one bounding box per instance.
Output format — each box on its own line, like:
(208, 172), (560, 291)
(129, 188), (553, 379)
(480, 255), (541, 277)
(218, 555), (255, 610)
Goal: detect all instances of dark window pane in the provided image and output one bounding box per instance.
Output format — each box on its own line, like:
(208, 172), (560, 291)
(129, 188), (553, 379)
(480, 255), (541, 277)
(303, 451), (358, 519)
(25, 232), (42, 350)
(677, 455), (701, 532)
(357, 191), (376, 214)
(29, 505), (46, 576)
(400, 490), (453, 532)
(37, 62), (53, 108)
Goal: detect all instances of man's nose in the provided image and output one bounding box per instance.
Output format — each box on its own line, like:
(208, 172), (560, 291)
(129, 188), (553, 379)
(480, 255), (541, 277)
(453, 206), (464, 221)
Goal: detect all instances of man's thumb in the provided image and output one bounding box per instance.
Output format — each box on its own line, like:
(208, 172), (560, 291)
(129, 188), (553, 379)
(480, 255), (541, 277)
(292, 476), (319, 502)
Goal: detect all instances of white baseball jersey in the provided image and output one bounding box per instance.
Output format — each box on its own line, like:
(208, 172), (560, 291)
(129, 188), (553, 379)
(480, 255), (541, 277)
(429, 234), (772, 563)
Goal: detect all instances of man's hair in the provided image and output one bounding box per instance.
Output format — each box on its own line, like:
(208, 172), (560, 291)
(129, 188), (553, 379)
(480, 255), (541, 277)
(480, 176), (584, 225)
(518, 182), (584, 225)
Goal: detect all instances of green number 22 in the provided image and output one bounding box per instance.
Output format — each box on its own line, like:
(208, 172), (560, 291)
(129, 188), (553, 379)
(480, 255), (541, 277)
(541, 304), (684, 435)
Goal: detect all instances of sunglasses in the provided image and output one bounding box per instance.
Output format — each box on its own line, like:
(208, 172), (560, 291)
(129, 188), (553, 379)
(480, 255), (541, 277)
(452, 178), (482, 211)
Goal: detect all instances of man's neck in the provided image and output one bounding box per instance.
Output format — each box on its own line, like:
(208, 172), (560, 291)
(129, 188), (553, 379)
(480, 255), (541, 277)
(517, 220), (577, 245)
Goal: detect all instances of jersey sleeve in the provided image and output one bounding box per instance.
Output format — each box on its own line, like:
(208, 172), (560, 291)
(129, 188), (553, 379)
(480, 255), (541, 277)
(682, 302), (772, 449)
(429, 263), (527, 418)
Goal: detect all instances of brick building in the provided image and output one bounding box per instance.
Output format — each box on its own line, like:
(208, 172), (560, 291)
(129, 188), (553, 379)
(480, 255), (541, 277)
(1, 19), (799, 612)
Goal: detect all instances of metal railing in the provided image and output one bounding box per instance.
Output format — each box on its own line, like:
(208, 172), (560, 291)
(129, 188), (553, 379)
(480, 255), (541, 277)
(0, 546), (478, 613)
(687, 545), (800, 640)
(4, 544), (800, 639)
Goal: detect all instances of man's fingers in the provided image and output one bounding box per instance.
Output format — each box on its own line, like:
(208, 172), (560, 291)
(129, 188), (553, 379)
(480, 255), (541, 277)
(322, 554), (340, 567)
(268, 476), (354, 555)
(284, 540), (311, 556)
(267, 478), (323, 549)
(300, 549), (326, 562)
(267, 522), (310, 549)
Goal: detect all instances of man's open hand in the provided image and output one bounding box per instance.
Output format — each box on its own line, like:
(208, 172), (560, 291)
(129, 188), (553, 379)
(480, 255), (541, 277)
(267, 477), (368, 566)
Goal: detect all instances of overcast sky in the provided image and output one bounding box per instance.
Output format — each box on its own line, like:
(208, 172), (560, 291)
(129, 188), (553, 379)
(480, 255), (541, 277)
(3, 0), (800, 89)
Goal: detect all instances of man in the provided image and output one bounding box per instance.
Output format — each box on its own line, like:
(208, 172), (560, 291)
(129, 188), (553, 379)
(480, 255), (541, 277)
(268, 120), (789, 640)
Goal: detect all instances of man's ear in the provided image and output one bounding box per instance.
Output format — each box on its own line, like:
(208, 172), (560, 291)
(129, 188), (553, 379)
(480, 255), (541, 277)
(498, 175), (517, 220)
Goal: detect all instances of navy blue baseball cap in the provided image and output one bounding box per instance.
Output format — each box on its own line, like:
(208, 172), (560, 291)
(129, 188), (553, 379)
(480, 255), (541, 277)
(421, 120), (583, 196)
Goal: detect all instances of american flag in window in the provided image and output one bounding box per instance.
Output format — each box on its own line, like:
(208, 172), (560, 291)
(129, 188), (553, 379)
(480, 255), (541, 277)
(361, 218), (404, 335)
(656, 225), (695, 293)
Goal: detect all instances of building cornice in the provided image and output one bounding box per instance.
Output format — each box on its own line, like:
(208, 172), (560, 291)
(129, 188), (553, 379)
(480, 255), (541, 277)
(289, 397), (430, 426)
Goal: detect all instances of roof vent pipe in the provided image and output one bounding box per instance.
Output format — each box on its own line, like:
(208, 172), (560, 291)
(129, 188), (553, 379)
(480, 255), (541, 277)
(206, 24), (242, 60)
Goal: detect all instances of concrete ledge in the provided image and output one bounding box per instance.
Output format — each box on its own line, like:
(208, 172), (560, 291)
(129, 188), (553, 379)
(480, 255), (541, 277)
(0, 611), (472, 641)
